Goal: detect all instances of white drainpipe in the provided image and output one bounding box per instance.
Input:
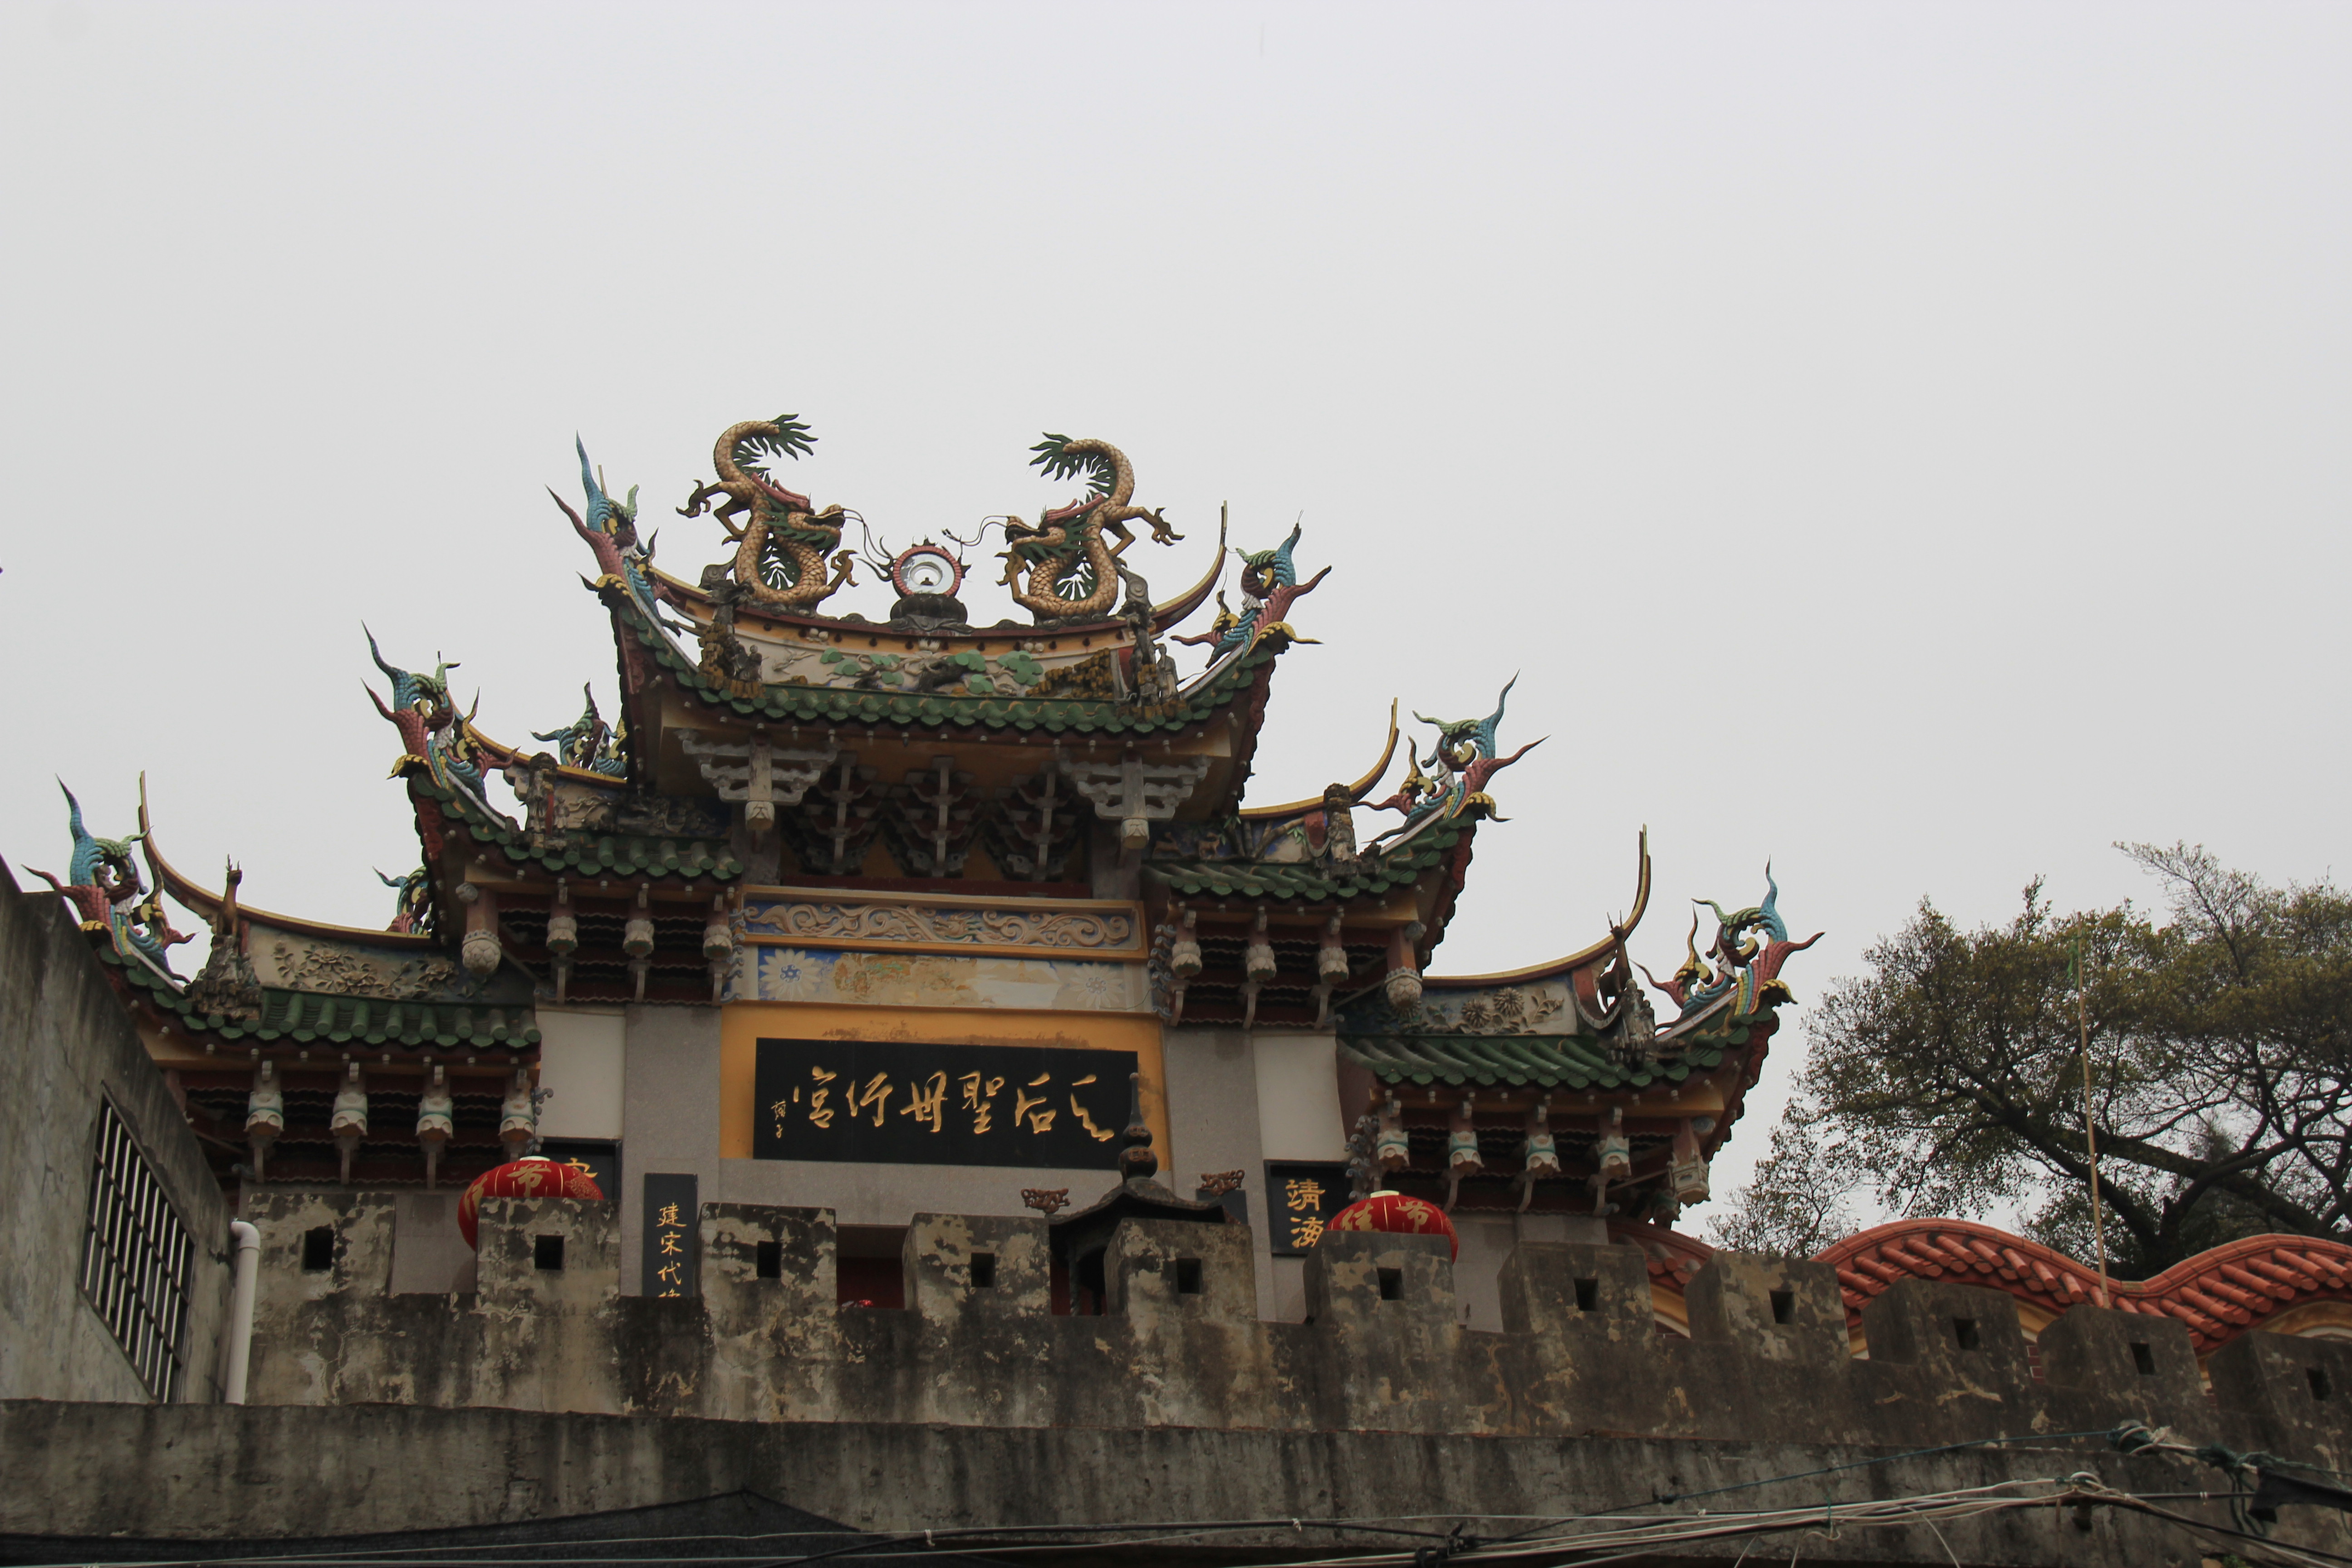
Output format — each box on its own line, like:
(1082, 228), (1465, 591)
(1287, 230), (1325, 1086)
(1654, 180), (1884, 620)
(221, 1219), (260, 1405)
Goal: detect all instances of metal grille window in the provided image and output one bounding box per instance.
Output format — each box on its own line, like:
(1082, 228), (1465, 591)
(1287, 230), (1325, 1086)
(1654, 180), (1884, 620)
(77, 1102), (194, 1399)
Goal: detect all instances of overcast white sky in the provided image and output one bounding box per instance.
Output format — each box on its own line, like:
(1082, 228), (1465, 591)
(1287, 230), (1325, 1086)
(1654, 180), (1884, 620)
(4, 2), (2347, 1207)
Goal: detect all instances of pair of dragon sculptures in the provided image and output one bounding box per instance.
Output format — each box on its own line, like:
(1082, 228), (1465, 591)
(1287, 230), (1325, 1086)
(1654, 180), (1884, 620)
(549, 412), (1334, 667)
(671, 416), (1191, 623)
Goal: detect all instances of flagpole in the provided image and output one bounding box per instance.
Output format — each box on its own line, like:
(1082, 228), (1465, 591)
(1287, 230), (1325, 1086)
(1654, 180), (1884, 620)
(2075, 933), (2112, 1308)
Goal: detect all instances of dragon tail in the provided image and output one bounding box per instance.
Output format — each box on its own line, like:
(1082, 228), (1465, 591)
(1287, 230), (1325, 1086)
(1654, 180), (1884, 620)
(1477, 673), (1519, 756)
(576, 436), (614, 533)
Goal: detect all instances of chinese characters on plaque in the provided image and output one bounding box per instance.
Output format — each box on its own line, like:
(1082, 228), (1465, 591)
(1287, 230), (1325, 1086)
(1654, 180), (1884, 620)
(641, 1172), (699, 1298)
(1263, 1161), (1351, 1257)
(752, 1039), (1138, 1170)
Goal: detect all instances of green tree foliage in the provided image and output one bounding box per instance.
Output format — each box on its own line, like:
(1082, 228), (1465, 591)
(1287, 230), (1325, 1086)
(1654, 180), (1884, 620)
(1709, 845), (2352, 1277)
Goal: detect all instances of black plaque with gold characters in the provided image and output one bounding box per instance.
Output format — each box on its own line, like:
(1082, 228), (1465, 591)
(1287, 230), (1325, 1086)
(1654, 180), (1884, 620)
(1263, 1161), (1352, 1256)
(753, 1038), (1137, 1169)
(642, 1172), (699, 1298)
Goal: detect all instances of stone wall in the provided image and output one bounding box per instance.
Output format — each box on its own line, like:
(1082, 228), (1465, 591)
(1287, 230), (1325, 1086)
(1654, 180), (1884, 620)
(240, 1186), (2352, 1469)
(0, 862), (233, 1404)
(0, 1398), (2304, 1565)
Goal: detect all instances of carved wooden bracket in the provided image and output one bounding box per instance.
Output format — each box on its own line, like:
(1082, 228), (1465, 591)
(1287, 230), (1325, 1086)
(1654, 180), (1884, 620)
(1062, 755), (1212, 858)
(678, 732), (837, 843)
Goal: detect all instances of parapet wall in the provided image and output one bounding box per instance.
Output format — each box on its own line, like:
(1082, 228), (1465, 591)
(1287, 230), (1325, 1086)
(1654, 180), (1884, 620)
(246, 1190), (2352, 1466)
(0, 873), (234, 1405)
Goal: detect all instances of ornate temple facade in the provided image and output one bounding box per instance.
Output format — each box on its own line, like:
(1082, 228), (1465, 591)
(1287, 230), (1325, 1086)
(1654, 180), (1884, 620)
(28, 412), (2352, 1365)
(38, 417), (1817, 1331)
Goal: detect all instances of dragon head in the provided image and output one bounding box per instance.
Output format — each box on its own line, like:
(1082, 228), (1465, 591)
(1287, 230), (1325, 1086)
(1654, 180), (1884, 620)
(57, 779), (145, 891)
(1696, 897), (1766, 965)
(1414, 711), (1485, 770)
(376, 866), (435, 935)
(530, 685), (611, 771)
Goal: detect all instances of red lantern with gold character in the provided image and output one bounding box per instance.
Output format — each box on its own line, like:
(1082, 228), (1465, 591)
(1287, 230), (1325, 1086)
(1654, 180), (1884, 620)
(458, 1156), (606, 1249)
(1323, 1189), (1458, 1260)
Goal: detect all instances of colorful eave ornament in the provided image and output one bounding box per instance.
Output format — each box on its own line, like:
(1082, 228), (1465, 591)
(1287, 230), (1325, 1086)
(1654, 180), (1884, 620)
(1333, 855), (1819, 1227)
(1137, 678), (1559, 1033)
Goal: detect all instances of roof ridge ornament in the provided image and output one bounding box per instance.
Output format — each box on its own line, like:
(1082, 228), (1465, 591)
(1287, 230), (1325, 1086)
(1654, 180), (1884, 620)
(1644, 863), (1824, 1022)
(1004, 434), (1183, 623)
(1173, 519), (1330, 664)
(1370, 675), (1547, 837)
(682, 415), (856, 614)
(531, 685), (626, 778)
(549, 437), (665, 613)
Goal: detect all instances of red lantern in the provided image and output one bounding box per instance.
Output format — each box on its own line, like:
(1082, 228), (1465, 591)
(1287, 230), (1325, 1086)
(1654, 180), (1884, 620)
(1323, 1190), (1459, 1259)
(458, 1156), (606, 1249)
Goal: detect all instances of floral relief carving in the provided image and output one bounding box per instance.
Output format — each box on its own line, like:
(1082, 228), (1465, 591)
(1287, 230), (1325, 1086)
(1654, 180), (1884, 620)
(271, 941), (464, 1000)
(1423, 985), (1567, 1035)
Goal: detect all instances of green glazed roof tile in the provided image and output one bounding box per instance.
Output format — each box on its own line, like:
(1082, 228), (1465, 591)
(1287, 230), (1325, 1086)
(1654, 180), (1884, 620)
(1145, 818), (1466, 904)
(1338, 1031), (1726, 1093)
(98, 945), (540, 1053)
(417, 781), (743, 884)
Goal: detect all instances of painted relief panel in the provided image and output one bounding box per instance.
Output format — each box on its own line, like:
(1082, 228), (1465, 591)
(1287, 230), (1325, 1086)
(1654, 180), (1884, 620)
(753, 1038), (1136, 1169)
(1334, 980), (1572, 1036)
(739, 898), (1139, 955)
(739, 947), (1147, 1012)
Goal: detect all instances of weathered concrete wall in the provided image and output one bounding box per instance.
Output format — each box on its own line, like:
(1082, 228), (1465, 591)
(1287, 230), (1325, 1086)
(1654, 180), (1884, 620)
(616, 1002), (720, 1294)
(1161, 1023), (1274, 1310)
(0, 863), (233, 1403)
(0, 1397), (2335, 1566)
(234, 1185), (2352, 1472)
(1455, 1210), (1610, 1331)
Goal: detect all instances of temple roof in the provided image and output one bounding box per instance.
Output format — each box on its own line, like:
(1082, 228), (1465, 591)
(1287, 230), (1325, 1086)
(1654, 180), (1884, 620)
(1336, 986), (1746, 1094)
(412, 775), (744, 886)
(99, 941), (542, 1053)
(1145, 815), (1470, 904)
(619, 588), (1286, 740)
(118, 804), (544, 1053)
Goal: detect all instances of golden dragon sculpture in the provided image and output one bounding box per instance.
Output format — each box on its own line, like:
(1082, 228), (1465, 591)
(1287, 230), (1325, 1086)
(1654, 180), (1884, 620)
(681, 416), (856, 613)
(1000, 435), (1181, 622)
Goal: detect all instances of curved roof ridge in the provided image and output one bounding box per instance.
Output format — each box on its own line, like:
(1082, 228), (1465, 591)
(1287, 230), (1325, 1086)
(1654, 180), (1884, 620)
(138, 779), (440, 951)
(1423, 830), (1651, 988)
(1239, 701), (1400, 821)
